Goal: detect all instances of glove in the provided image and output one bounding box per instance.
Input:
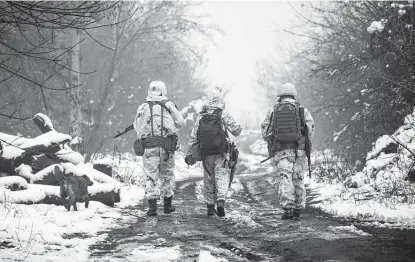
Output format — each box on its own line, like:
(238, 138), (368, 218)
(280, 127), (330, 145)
(185, 155), (196, 166)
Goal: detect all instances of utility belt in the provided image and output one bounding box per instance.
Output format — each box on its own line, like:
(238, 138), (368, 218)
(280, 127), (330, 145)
(134, 134), (178, 156)
(267, 137), (306, 156)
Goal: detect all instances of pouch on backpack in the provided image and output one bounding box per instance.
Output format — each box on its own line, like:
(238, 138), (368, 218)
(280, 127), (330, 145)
(164, 134), (178, 152)
(191, 142), (202, 161)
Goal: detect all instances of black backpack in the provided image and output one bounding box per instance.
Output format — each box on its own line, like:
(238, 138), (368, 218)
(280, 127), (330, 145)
(197, 109), (228, 159)
(268, 101), (306, 155)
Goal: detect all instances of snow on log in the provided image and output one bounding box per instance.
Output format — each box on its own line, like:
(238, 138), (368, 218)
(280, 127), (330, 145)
(30, 154), (56, 173)
(1, 130), (71, 160)
(33, 113), (54, 133)
(93, 163), (112, 177)
(55, 145), (84, 164)
(90, 191), (116, 207)
(61, 162), (122, 188)
(31, 164), (59, 185)
(14, 164), (33, 182)
(0, 186), (46, 204)
(0, 176), (28, 191)
(0, 132), (29, 147)
(19, 130), (71, 152)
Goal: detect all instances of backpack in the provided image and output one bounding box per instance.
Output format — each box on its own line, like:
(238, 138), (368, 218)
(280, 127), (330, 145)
(197, 109), (228, 159)
(270, 101), (305, 152)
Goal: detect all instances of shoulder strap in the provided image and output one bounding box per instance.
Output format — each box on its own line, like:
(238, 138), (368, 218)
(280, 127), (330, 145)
(146, 101), (169, 136)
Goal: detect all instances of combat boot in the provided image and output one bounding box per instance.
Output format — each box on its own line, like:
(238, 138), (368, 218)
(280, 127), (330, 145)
(164, 196), (176, 214)
(281, 209), (294, 220)
(207, 204), (216, 216)
(147, 199), (157, 216)
(217, 200), (225, 217)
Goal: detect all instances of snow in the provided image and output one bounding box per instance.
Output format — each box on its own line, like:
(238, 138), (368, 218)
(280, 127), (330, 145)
(60, 162), (122, 188)
(398, 9), (406, 16)
(127, 245), (182, 261)
(88, 182), (118, 196)
(1, 145), (24, 159)
(14, 164), (33, 181)
(224, 210), (262, 228)
(307, 177), (415, 229)
(0, 186), (46, 203)
(2, 130), (72, 159)
(0, 176), (28, 189)
(247, 132), (415, 229)
(70, 136), (82, 145)
(19, 130), (72, 149)
(367, 21), (385, 34)
(0, 132), (28, 146)
(56, 146), (85, 164)
(328, 225), (371, 236)
(0, 201), (122, 262)
(198, 250), (228, 262)
(0, 154), (147, 261)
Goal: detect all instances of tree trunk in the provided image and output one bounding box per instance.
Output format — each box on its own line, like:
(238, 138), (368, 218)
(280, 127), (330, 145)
(68, 5), (83, 153)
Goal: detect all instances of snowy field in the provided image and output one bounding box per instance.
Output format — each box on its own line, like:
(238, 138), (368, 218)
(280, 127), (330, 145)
(0, 152), (203, 262)
(247, 132), (415, 229)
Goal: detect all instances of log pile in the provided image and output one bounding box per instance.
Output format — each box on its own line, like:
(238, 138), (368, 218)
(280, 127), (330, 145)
(0, 113), (121, 207)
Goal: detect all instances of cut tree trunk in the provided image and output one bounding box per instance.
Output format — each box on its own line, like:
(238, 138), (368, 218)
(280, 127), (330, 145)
(93, 163), (112, 177)
(33, 114), (54, 133)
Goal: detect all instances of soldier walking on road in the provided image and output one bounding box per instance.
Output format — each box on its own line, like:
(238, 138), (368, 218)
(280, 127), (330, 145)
(184, 95), (242, 217)
(261, 83), (315, 219)
(133, 81), (184, 216)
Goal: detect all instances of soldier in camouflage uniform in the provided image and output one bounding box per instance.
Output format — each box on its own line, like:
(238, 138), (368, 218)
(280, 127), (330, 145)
(185, 95), (242, 217)
(133, 81), (184, 216)
(261, 83), (315, 219)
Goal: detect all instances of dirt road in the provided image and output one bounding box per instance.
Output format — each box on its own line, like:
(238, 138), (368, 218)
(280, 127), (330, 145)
(88, 132), (415, 261)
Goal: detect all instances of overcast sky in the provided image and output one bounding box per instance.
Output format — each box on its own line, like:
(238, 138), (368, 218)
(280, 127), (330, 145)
(198, 1), (305, 128)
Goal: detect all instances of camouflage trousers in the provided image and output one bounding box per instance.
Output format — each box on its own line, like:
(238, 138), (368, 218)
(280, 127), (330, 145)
(143, 147), (175, 200)
(203, 154), (230, 205)
(274, 155), (307, 210)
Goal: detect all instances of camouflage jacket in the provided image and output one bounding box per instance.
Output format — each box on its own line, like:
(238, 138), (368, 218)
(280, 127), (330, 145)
(185, 107), (242, 156)
(133, 96), (184, 138)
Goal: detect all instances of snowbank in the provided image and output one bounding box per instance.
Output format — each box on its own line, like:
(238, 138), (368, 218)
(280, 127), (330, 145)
(0, 201), (121, 261)
(0, 176), (28, 190)
(307, 177), (415, 228)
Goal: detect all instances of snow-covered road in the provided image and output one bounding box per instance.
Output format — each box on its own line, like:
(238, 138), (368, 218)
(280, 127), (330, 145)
(85, 132), (415, 261)
(2, 131), (415, 261)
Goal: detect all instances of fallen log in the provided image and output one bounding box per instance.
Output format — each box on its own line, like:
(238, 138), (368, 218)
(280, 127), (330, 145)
(0, 183), (120, 207)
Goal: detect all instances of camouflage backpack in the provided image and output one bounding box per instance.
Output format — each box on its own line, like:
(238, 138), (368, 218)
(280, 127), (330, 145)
(197, 109), (228, 159)
(270, 101), (305, 153)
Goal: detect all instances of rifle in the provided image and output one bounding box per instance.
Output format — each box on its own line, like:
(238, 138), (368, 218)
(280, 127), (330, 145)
(114, 124), (134, 138)
(304, 128), (312, 178)
(299, 107), (312, 178)
(260, 152), (276, 164)
(228, 142), (239, 188)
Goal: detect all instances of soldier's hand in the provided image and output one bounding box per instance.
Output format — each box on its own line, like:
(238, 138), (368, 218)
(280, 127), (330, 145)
(185, 155), (196, 166)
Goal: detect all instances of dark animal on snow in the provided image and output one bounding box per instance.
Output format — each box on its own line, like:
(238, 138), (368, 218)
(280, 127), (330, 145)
(54, 165), (93, 211)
